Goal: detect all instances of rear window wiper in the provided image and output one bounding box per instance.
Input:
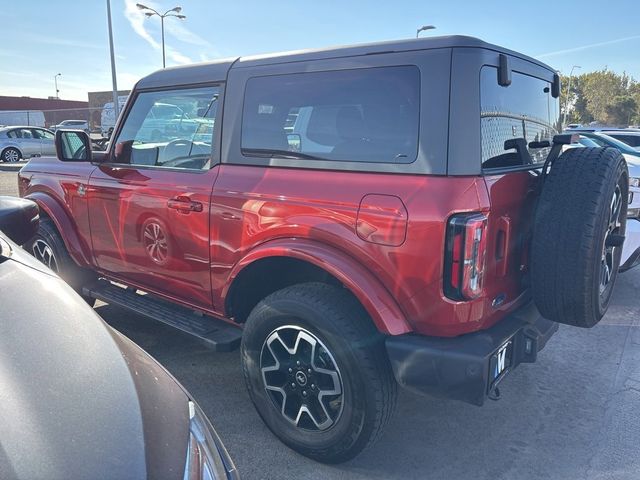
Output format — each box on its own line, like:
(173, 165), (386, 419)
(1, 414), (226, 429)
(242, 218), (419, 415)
(242, 148), (328, 162)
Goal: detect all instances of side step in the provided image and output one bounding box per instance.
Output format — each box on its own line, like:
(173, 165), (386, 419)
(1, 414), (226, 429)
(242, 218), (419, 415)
(84, 281), (242, 352)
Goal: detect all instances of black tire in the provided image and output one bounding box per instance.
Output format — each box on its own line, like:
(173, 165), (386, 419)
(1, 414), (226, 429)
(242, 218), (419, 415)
(241, 282), (397, 463)
(2, 147), (21, 163)
(532, 147), (628, 327)
(26, 218), (98, 306)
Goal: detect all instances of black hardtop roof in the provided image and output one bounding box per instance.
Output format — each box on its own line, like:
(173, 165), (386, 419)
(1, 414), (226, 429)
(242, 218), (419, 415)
(136, 35), (554, 89)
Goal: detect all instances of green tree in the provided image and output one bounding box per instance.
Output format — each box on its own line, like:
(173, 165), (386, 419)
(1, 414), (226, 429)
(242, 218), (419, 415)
(605, 95), (637, 125)
(561, 69), (639, 126)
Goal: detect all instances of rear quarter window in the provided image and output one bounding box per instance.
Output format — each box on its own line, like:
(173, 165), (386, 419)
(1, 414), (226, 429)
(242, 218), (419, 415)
(241, 66), (421, 164)
(480, 66), (560, 170)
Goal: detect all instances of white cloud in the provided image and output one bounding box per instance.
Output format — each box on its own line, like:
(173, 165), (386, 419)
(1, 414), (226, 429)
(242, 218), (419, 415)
(536, 35), (640, 59)
(123, 0), (193, 64)
(164, 19), (212, 48)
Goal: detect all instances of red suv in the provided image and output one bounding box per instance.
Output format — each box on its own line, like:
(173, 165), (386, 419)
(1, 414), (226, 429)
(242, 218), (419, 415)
(19, 36), (628, 463)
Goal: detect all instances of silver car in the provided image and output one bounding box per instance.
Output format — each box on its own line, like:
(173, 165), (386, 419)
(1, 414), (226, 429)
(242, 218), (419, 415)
(49, 119), (90, 132)
(0, 126), (56, 162)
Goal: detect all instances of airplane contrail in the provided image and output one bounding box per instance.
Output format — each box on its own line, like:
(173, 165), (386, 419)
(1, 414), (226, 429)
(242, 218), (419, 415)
(536, 35), (640, 59)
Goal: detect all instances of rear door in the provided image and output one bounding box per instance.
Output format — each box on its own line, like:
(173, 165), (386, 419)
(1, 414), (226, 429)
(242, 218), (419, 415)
(87, 84), (222, 309)
(478, 61), (560, 310)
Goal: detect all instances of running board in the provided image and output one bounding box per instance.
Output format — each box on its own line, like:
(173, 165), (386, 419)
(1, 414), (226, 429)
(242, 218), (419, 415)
(83, 281), (241, 352)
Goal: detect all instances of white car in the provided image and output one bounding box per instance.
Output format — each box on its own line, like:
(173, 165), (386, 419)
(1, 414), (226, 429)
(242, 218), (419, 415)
(0, 126), (56, 162)
(49, 119), (89, 132)
(622, 154), (640, 271)
(563, 136), (640, 271)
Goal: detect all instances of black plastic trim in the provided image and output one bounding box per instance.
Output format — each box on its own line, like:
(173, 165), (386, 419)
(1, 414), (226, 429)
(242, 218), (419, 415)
(385, 301), (558, 406)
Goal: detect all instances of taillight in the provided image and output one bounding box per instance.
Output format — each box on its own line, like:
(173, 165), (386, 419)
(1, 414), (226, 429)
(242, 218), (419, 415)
(444, 213), (488, 300)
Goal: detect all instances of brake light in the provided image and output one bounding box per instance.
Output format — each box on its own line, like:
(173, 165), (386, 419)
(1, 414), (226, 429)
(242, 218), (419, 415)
(444, 213), (488, 300)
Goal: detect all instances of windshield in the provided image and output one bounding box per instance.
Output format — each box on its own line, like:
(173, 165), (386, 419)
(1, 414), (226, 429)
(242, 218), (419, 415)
(578, 136), (601, 147)
(592, 133), (640, 154)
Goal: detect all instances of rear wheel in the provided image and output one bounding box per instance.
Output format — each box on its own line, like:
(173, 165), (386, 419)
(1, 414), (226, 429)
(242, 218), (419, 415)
(241, 282), (397, 463)
(532, 147), (628, 327)
(2, 147), (21, 163)
(27, 218), (97, 306)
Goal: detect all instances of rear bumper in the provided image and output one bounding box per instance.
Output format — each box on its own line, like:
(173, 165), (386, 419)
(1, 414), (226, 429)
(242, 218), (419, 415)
(621, 218), (640, 272)
(385, 301), (558, 406)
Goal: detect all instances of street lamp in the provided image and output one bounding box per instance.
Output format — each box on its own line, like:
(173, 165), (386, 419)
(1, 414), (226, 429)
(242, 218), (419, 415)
(54, 73), (61, 99)
(136, 3), (187, 68)
(416, 25), (436, 38)
(563, 65), (581, 127)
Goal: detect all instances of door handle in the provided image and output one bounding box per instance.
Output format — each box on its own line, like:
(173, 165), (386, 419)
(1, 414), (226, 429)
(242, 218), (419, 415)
(167, 196), (203, 213)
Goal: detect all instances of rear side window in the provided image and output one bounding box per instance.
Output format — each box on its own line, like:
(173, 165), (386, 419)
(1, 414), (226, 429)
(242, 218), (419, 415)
(480, 66), (560, 169)
(241, 66), (420, 164)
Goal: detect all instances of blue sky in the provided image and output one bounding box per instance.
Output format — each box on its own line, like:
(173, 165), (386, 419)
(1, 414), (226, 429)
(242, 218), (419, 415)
(1, 0), (639, 101)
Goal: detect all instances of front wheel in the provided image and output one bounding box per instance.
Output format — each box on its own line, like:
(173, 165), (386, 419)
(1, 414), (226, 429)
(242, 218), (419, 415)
(26, 218), (98, 306)
(241, 282), (397, 463)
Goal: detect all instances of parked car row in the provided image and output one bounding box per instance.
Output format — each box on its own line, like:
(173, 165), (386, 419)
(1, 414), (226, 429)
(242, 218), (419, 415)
(566, 125), (640, 150)
(565, 132), (640, 271)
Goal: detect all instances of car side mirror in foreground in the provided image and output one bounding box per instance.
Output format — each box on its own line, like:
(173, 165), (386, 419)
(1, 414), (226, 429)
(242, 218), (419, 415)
(55, 129), (92, 162)
(0, 196), (39, 245)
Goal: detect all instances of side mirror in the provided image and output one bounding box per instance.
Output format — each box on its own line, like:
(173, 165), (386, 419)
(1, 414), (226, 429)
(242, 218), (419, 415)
(552, 73), (561, 99)
(0, 196), (39, 245)
(55, 129), (92, 162)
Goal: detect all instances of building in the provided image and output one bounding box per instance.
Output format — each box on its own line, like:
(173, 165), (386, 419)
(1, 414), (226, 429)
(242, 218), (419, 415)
(88, 90), (130, 128)
(0, 96), (89, 128)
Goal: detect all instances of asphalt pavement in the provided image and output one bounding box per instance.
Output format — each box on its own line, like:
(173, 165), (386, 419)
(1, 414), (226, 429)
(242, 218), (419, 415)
(2, 169), (640, 480)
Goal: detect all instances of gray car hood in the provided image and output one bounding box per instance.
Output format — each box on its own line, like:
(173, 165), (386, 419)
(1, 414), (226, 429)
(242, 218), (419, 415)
(0, 236), (189, 480)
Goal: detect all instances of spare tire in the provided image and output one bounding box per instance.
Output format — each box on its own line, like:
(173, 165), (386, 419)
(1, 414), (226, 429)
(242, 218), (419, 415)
(531, 147), (628, 328)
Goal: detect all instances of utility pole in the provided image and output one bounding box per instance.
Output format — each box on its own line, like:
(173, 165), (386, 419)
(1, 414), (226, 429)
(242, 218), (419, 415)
(106, 0), (120, 120)
(563, 65), (581, 127)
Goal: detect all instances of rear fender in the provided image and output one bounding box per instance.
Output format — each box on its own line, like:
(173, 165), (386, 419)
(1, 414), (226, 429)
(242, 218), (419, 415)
(24, 191), (93, 267)
(225, 239), (412, 335)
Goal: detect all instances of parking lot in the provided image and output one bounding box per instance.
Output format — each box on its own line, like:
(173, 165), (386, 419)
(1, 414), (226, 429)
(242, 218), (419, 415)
(2, 168), (640, 480)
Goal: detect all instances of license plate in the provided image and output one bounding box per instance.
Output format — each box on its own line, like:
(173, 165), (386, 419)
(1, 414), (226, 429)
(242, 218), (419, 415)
(489, 340), (513, 388)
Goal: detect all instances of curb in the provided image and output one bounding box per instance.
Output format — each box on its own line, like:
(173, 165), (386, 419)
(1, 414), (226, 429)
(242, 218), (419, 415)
(0, 162), (26, 172)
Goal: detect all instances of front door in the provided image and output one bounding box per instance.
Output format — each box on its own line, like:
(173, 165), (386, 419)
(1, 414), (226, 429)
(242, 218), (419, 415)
(87, 84), (221, 310)
(33, 128), (56, 156)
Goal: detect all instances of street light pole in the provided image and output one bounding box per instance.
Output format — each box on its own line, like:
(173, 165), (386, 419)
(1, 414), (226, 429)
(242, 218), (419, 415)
(54, 73), (61, 99)
(136, 4), (186, 68)
(106, 0), (120, 119)
(416, 25), (436, 38)
(161, 15), (166, 68)
(563, 65), (581, 127)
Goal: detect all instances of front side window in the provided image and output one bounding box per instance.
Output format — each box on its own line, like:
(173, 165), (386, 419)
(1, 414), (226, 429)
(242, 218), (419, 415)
(481, 66), (560, 169)
(241, 66), (420, 164)
(113, 85), (220, 170)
